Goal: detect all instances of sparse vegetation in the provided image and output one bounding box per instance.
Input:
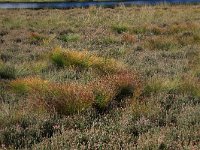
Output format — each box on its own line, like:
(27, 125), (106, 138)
(0, 5), (200, 149)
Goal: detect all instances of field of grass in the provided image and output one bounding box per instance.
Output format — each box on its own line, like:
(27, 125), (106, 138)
(0, 5), (200, 149)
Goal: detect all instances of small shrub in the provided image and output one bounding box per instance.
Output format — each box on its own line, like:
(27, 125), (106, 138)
(91, 78), (115, 112)
(177, 105), (200, 127)
(0, 63), (16, 79)
(0, 126), (41, 149)
(111, 71), (141, 101)
(0, 116), (61, 149)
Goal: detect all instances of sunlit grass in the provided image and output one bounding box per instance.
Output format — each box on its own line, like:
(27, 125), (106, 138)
(0, 5), (200, 149)
(50, 48), (127, 74)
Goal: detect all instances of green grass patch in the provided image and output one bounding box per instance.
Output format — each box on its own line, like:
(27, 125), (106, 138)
(112, 24), (129, 34)
(0, 63), (16, 79)
(50, 48), (126, 74)
(59, 34), (80, 42)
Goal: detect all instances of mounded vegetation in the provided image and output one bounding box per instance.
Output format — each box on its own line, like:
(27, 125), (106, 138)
(0, 5), (200, 149)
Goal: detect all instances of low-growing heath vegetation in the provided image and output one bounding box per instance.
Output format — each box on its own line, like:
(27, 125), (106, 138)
(0, 5), (200, 149)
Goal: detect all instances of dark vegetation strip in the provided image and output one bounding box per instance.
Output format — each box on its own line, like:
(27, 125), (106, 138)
(0, 0), (200, 9)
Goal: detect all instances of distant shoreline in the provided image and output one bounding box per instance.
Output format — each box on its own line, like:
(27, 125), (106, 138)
(0, 0), (199, 9)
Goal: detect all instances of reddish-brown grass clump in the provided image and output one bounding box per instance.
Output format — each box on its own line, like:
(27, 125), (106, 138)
(90, 71), (142, 111)
(10, 71), (141, 115)
(11, 77), (94, 115)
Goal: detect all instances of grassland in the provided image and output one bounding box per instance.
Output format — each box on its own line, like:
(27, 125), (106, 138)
(0, 5), (200, 149)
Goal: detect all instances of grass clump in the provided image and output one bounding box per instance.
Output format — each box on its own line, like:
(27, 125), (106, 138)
(50, 48), (92, 68)
(59, 33), (80, 42)
(145, 36), (178, 51)
(0, 63), (16, 79)
(10, 77), (48, 94)
(10, 71), (141, 114)
(178, 78), (200, 98)
(50, 48), (126, 74)
(112, 24), (129, 34)
(143, 77), (181, 96)
(29, 32), (48, 45)
(91, 71), (141, 111)
(143, 76), (200, 98)
(11, 77), (94, 115)
(109, 71), (141, 101)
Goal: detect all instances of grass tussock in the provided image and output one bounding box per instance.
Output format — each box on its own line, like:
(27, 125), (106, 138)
(145, 36), (178, 51)
(143, 76), (200, 98)
(0, 63), (16, 79)
(90, 71), (141, 111)
(29, 32), (48, 45)
(11, 77), (94, 115)
(59, 33), (80, 42)
(112, 24), (129, 34)
(50, 48), (126, 74)
(10, 71), (141, 114)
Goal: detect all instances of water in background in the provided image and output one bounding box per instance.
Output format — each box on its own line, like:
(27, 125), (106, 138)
(0, 0), (199, 9)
